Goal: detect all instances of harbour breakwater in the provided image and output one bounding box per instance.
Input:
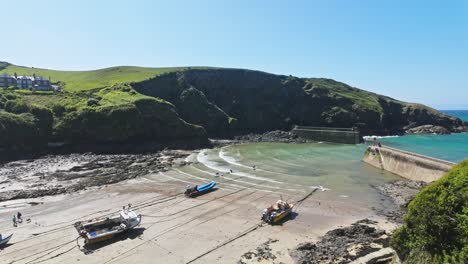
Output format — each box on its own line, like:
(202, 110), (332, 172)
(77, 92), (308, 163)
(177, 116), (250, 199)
(363, 145), (455, 182)
(291, 126), (361, 144)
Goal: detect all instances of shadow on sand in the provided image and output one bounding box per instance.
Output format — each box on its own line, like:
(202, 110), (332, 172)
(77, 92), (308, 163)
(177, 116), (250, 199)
(0, 243), (14, 250)
(190, 187), (218, 198)
(81, 227), (146, 254)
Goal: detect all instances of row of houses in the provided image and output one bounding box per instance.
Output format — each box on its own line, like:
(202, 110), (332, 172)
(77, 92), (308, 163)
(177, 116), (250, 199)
(0, 73), (52, 91)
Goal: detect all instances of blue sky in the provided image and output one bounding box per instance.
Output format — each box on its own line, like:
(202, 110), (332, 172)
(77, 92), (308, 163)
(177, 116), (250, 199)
(1, 0), (467, 109)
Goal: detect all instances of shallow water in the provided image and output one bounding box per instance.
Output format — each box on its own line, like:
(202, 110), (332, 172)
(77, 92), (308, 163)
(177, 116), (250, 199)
(178, 142), (401, 210)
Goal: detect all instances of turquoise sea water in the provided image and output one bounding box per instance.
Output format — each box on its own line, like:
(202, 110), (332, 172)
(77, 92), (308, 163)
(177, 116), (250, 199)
(180, 142), (399, 209)
(379, 110), (468, 163)
(441, 110), (468, 121)
(171, 110), (467, 210)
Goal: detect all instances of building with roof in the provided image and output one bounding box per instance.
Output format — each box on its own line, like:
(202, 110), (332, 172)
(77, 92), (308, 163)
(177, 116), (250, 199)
(0, 74), (52, 90)
(16, 76), (34, 89)
(0, 73), (17, 87)
(33, 76), (51, 90)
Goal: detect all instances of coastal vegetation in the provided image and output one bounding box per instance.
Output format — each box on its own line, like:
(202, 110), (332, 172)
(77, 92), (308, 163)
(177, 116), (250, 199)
(0, 61), (466, 156)
(391, 160), (468, 263)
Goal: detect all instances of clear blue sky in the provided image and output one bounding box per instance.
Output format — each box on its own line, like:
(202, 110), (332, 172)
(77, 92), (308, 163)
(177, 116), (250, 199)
(2, 0), (467, 109)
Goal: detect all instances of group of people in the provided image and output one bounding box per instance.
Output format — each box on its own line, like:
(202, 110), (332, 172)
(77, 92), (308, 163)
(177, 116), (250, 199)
(213, 165), (257, 178)
(12, 212), (22, 227)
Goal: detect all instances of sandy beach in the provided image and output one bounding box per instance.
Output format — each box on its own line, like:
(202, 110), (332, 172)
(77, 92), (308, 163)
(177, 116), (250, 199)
(0, 148), (399, 264)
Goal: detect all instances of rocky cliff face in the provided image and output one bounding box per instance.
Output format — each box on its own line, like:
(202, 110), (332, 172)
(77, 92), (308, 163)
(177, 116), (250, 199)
(132, 69), (465, 137)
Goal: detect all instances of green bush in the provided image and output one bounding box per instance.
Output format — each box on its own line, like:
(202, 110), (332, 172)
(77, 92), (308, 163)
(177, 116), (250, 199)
(391, 160), (468, 263)
(51, 104), (66, 117)
(0, 111), (42, 149)
(4, 99), (30, 113)
(54, 98), (207, 143)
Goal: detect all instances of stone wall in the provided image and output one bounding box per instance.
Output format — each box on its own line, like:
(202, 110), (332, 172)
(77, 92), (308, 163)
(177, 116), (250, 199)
(292, 126), (360, 144)
(363, 146), (454, 182)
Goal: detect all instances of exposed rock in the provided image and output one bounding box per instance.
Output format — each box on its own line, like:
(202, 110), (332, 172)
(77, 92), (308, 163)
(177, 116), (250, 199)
(0, 150), (191, 202)
(289, 220), (392, 264)
(377, 180), (427, 207)
(239, 239), (279, 264)
(405, 124), (450, 135)
(133, 69), (466, 138)
(234, 130), (307, 143)
(371, 180), (427, 223)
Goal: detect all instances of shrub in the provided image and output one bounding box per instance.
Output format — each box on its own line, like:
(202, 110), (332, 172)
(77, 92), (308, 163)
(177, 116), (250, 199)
(4, 99), (30, 114)
(87, 98), (100, 106)
(0, 111), (42, 149)
(51, 104), (66, 117)
(391, 160), (468, 263)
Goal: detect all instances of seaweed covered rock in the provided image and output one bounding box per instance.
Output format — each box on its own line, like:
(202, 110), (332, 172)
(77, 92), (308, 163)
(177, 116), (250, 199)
(390, 160), (468, 263)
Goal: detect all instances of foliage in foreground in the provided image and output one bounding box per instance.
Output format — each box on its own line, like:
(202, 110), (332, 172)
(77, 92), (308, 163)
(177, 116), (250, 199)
(391, 160), (468, 263)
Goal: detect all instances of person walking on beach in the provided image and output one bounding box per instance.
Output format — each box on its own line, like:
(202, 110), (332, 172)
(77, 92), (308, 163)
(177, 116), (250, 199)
(12, 215), (17, 227)
(17, 212), (22, 223)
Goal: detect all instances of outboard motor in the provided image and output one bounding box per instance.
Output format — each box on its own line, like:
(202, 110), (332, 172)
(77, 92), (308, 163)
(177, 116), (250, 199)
(184, 185), (198, 197)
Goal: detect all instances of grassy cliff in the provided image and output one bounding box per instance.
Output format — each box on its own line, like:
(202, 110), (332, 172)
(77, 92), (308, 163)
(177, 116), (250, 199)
(0, 62), (465, 155)
(391, 160), (468, 263)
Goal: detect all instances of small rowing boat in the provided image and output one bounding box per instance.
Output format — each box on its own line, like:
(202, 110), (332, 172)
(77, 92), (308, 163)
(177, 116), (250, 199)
(184, 181), (217, 197)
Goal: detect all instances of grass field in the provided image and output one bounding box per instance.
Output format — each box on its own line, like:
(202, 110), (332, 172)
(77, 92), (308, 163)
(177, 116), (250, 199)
(0, 63), (212, 92)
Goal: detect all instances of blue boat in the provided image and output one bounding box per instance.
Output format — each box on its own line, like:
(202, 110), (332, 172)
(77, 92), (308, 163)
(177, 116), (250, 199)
(185, 181), (217, 197)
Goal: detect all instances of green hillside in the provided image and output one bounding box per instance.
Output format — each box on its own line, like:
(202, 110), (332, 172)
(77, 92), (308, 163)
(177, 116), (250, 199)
(0, 63), (212, 92)
(0, 62), (465, 157)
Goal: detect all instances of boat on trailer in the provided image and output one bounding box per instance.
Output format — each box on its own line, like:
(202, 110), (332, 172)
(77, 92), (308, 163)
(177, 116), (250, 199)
(261, 200), (294, 224)
(74, 207), (141, 244)
(184, 181), (216, 197)
(0, 234), (13, 247)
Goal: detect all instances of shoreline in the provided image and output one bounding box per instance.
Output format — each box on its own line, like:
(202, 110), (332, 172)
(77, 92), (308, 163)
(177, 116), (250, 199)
(0, 137), (439, 263)
(0, 166), (399, 264)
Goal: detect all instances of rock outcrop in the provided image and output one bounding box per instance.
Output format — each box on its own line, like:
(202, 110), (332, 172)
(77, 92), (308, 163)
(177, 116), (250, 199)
(289, 219), (394, 264)
(132, 69), (466, 138)
(405, 124), (450, 134)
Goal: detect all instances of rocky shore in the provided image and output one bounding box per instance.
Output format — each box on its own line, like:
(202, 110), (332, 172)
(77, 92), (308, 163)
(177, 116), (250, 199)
(234, 130), (308, 143)
(373, 180), (427, 223)
(405, 124), (450, 135)
(0, 149), (192, 202)
(289, 219), (394, 264)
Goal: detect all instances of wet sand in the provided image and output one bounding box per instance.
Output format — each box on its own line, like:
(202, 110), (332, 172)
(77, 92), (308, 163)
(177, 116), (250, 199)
(0, 165), (396, 264)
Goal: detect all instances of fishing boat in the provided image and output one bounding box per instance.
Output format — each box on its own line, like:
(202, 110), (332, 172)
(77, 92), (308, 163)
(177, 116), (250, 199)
(261, 200), (294, 224)
(74, 207), (141, 244)
(184, 181), (216, 197)
(0, 234), (13, 247)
